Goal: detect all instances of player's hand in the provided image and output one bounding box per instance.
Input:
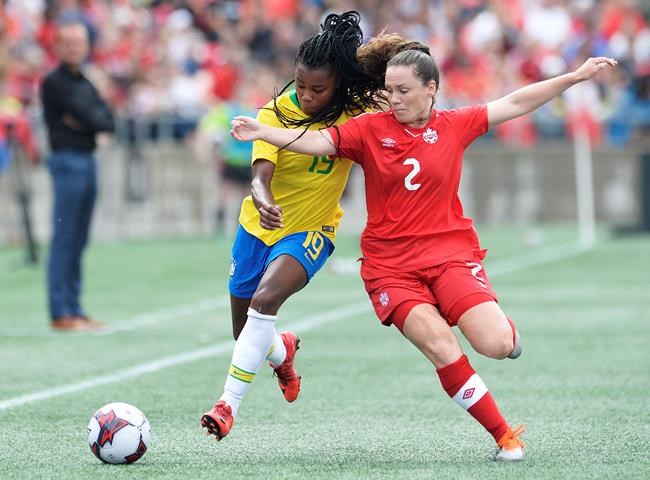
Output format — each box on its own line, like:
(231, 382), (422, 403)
(231, 116), (262, 142)
(258, 203), (283, 230)
(572, 57), (617, 82)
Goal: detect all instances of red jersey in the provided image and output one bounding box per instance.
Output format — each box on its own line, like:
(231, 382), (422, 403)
(327, 105), (488, 272)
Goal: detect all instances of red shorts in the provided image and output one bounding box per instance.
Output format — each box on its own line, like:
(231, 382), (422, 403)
(360, 252), (498, 329)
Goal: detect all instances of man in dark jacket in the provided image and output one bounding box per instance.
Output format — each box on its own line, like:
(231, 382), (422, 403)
(41, 20), (114, 331)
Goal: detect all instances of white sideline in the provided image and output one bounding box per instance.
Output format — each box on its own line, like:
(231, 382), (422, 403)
(0, 297), (232, 337)
(0, 302), (370, 412)
(487, 241), (591, 276)
(0, 240), (589, 412)
(105, 296), (231, 333)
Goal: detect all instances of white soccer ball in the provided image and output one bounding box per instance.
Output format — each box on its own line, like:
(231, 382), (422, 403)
(87, 402), (151, 464)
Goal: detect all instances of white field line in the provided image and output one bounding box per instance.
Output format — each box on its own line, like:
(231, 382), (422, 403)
(486, 241), (591, 277)
(104, 296), (231, 334)
(0, 297), (232, 337)
(0, 302), (370, 412)
(0, 240), (590, 412)
(0, 241), (587, 337)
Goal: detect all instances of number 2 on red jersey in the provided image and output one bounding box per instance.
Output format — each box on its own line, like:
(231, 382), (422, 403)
(402, 157), (421, 191)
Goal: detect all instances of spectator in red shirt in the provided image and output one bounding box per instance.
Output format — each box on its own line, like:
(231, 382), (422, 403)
(0, 98), (39, 173)
(230, 32), (617, 461)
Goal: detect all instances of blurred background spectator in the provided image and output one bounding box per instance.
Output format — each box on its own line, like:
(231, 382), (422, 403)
(0, 0), (649, 246)
(193, 73), (260, 236)
(0, 0), (646, 149)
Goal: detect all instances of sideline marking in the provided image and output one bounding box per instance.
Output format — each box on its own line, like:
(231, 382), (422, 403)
(105, 296), (231, 333)
(0, 303), (369, 412)
(0, 241), (590, 411)
(0, 297), (231, 337)
(487, 241), (590, 277)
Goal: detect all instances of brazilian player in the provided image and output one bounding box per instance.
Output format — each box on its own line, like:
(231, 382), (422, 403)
(200, 11), (383, 441)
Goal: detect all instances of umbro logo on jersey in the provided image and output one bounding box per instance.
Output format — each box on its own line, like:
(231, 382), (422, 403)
(381, 137), (396, 147)
(423, 128), (438, 144)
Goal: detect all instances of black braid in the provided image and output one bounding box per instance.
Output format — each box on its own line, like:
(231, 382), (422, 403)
(271, 11), (384, 129)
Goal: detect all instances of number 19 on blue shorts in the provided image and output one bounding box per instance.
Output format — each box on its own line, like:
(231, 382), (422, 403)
(229, 226), (335, 298)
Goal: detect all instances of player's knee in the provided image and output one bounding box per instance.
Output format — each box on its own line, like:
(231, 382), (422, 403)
(250, 288), (283, 315)
(474, 333), (513, 359)
(496, 334), (515, 359)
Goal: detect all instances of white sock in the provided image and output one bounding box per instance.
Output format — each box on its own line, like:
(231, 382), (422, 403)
(220, 308), (276, 417)
(266, 333), (287, 368)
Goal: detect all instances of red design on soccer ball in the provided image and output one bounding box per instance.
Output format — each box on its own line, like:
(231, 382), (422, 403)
(125, 436), (148, 463)
(95, 410), (131, 447)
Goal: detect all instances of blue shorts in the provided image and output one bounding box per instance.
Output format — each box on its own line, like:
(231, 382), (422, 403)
(229, 225), (335, 298)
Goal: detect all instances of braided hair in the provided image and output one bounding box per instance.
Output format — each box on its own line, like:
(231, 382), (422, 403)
(271, 13), (434, 133)
(272, 11), (384, 128)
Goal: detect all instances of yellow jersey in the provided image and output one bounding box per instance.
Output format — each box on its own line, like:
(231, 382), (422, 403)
(238, 91), (354, 245)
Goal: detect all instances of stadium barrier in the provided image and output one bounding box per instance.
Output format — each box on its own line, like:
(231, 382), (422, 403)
(0, 120), (648, 246)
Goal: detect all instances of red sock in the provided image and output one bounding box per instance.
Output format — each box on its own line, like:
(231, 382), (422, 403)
(436, 354), (509, 441)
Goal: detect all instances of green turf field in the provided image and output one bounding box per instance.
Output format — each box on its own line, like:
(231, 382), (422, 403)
(0, 227), (648, 479)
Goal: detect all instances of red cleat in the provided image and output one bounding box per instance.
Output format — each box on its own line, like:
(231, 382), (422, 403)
(272, 332), (301, 402)
(201, 401), (234, 441)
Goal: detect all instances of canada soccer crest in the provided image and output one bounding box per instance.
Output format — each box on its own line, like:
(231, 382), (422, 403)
(423, 128), (438, 144)
(379, 291), (389, 307)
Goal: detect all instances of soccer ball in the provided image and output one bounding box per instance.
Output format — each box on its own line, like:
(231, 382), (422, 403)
(87, 402), (151, 464)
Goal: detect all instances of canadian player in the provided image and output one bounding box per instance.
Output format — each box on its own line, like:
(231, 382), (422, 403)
(231, 36), (617, 461)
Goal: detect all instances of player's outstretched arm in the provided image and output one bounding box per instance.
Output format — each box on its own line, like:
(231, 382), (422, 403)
(231, 116), (336, 156)
(486, 57), (617, 129)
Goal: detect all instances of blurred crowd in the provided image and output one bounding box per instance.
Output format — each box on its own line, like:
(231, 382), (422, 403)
(0, 0), (649, 159)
